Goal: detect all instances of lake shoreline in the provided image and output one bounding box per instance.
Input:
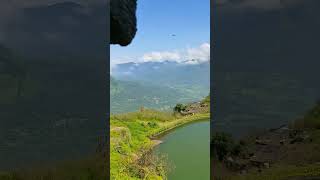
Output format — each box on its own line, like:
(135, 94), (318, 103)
(149, 114), (210, 150)
(150, 113), (210, 140)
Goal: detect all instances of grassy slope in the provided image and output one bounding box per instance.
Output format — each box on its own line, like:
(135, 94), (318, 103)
(213, 102), (320, 180)
(111, 77), (209, 113)
(110, 108), (210, 179)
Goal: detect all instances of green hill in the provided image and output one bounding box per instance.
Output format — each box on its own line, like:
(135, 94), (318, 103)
(111, 77), (209, 113)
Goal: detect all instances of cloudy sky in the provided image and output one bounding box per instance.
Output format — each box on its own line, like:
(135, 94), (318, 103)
(110, 0), (210, 68)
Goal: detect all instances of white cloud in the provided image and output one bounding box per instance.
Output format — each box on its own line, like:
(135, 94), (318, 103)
(110, 56), (138, 73)
(111, 43), (210, 73)
(141, 43), (210, 64)
(142, 51), (181, 62)
(185, 43), (210, 63)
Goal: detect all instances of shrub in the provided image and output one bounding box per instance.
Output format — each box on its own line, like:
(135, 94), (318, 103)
(147, 122), (158, 128)
(173, 104), (186, 113)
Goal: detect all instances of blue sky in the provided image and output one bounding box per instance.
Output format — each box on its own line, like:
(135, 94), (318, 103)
(111, 0), (210, 67)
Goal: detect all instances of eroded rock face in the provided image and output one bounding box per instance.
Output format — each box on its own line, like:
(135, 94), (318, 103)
(110, 0), (137, 46)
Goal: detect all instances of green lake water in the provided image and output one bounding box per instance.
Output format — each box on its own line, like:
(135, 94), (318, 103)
(155, 120), (210, 180)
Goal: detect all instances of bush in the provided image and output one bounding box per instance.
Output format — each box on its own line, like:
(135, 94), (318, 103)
(147, 121), (158, 128)
(173, 104), (187, 113)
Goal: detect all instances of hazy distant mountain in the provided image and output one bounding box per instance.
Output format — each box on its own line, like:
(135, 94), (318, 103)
(110, 61), (210, 113)
(112, 61), (210, 87)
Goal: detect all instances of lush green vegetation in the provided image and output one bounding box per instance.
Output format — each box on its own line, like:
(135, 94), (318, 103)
(110, 100), (210, 179)
(173, 104), (187, 113)
(111, 77), (209, 113)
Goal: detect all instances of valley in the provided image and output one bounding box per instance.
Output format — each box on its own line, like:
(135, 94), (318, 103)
(111, 61), (210, 113)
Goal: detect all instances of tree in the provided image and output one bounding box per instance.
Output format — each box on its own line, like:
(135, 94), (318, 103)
(173, 103), (186, 113)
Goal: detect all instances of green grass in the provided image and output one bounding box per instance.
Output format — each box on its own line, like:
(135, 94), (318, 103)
(110, 109), (210, 180)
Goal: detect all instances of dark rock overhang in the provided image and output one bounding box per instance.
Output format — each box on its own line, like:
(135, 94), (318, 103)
(110, 0), (137, 46)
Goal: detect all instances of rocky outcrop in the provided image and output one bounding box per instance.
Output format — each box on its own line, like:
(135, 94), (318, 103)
(110, 0), (137, 46)
(180, 101), (210, 115)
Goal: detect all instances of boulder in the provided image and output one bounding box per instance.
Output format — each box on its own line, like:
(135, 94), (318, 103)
(255, 139), (271, 145)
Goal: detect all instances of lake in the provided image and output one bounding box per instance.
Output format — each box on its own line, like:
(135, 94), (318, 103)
(155, 120), (210, 180)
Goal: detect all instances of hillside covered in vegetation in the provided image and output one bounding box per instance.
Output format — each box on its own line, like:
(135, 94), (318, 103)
(212, 101), (320, 180)
(111, 77), (209, 113)
(111, 61), (209, 113)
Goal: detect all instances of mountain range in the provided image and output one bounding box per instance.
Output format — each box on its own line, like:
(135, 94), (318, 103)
(111, 61), (210, 113)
